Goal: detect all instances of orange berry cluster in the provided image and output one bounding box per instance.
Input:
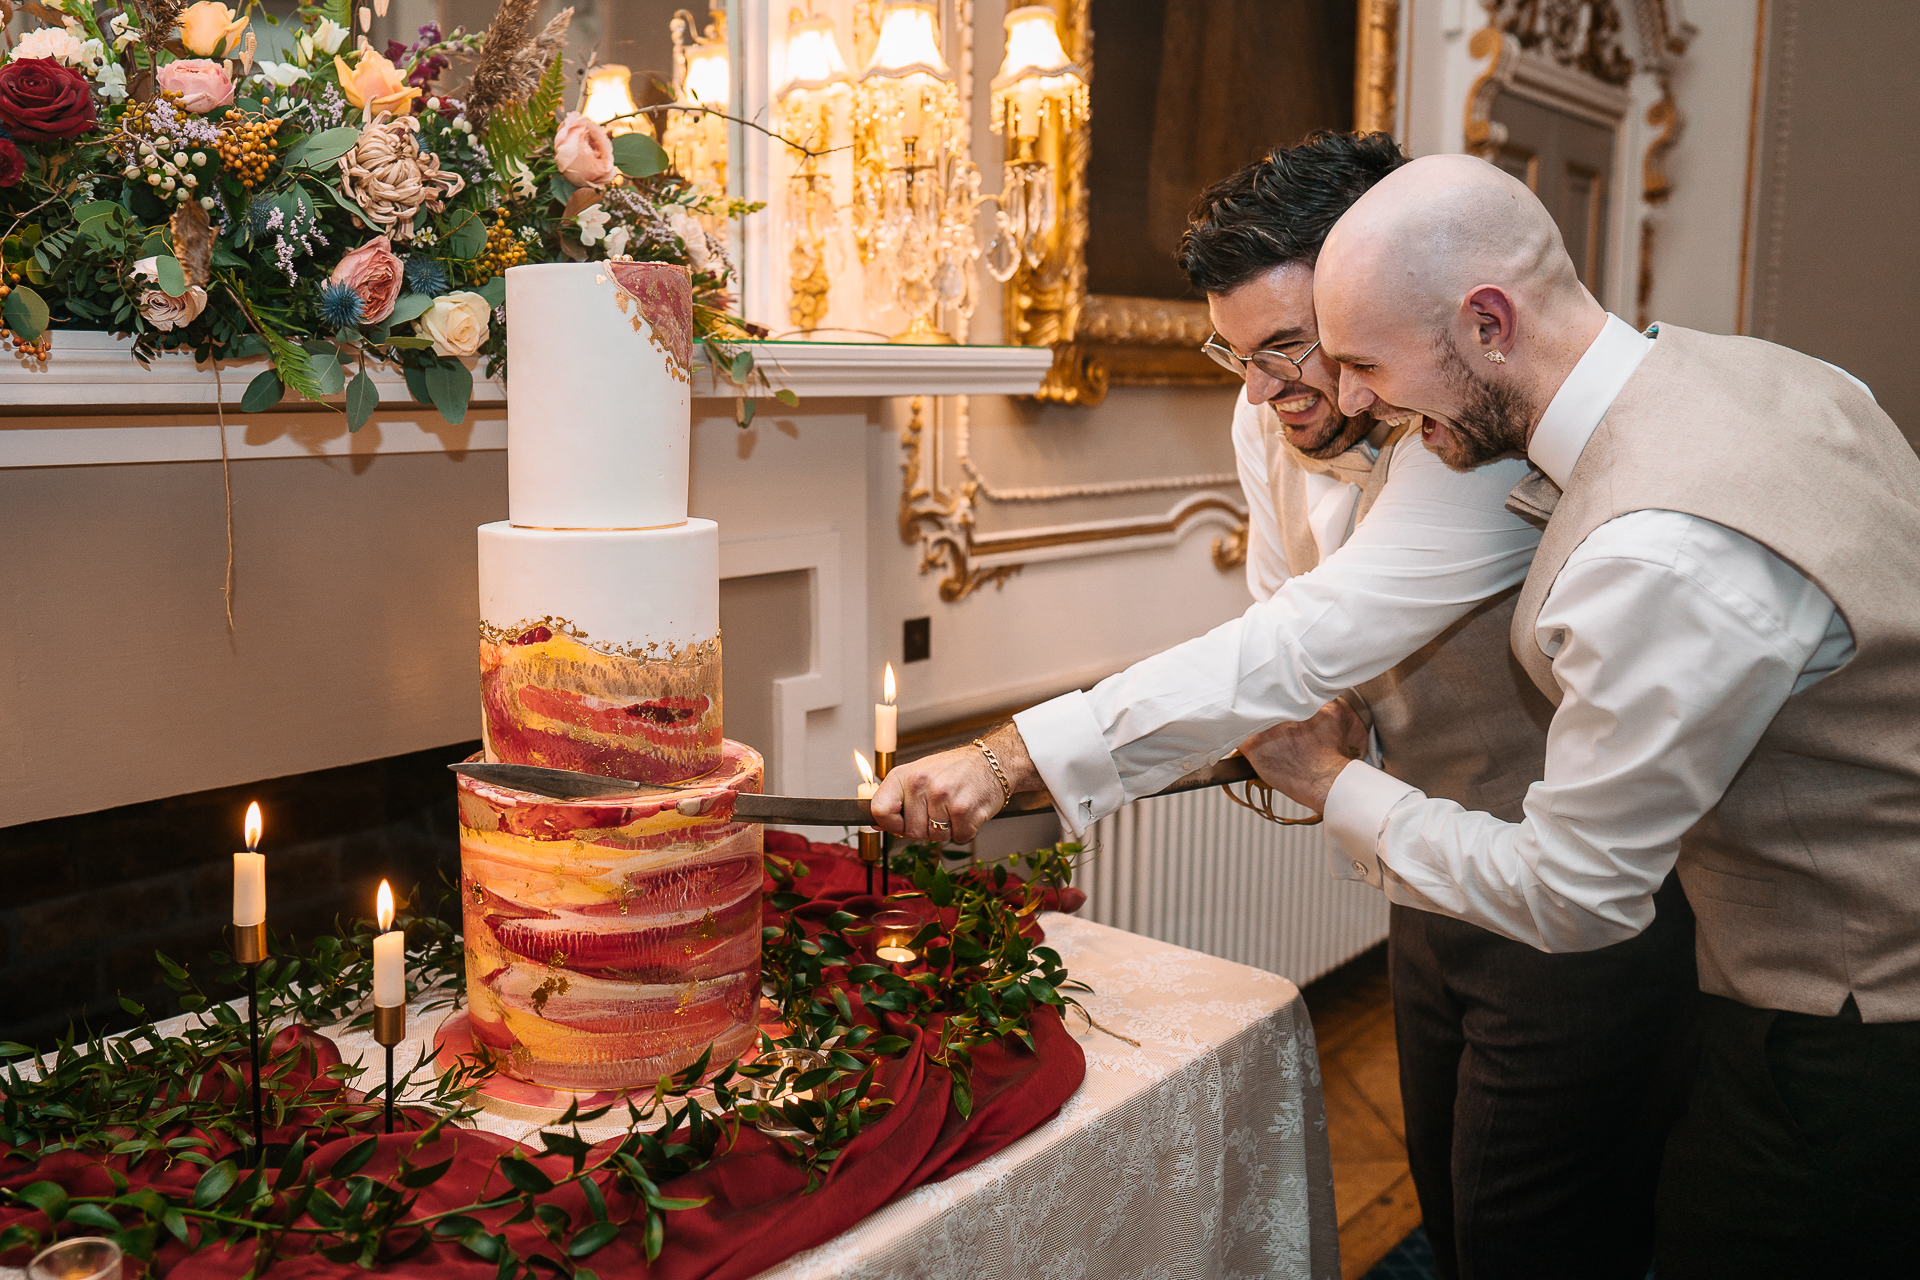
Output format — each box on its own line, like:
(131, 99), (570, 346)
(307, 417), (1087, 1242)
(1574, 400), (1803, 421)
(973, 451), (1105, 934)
(467, 220), (529, 285)
(0, 272), (52, 361)
(217, 115), (284, 189)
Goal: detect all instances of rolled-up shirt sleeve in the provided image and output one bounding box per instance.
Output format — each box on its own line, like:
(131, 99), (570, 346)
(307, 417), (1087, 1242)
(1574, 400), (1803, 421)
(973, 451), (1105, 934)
(1322, 510), (1847, 952)
(1016, 443), (1540, 835)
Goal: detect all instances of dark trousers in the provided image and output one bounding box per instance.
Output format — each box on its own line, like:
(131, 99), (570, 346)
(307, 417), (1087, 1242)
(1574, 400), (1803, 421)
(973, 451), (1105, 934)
(1655, 993), (1920, 1277)
(1390, 874), (1700, 1280)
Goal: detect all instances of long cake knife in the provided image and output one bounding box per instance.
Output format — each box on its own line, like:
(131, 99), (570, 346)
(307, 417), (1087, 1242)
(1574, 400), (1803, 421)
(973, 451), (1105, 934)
(449, 755), (1261, 824)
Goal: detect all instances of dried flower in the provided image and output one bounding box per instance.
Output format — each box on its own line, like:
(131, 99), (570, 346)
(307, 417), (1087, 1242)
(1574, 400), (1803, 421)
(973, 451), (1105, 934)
(463, 0), (571, 128)
(317, 280), (366, 328)
(337, 114), (464, 242)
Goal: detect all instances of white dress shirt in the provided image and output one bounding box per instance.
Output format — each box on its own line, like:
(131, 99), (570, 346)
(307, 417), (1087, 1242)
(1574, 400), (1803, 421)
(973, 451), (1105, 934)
(1322, 315), (1859, 952)
(1015, 404), (1541, 835)
(1229, 397), (1371, 600)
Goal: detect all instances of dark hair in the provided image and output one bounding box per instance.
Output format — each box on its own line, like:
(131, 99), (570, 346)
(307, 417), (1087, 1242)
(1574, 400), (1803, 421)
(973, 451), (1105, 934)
(1178, 131), (1409, 294)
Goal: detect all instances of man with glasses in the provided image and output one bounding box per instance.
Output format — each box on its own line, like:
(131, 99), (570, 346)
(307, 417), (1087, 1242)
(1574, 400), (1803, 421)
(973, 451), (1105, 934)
(873, 132), (1697, 1279)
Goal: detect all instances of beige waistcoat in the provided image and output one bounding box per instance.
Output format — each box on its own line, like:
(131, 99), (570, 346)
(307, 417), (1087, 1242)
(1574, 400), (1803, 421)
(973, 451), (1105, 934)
(1262, 417), (1552, 823)
(1508, 324), (1920, 1021)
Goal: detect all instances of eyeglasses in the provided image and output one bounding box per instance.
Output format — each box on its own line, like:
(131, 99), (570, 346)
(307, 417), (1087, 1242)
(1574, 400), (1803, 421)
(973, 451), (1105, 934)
(1201, 333), (1321, 383)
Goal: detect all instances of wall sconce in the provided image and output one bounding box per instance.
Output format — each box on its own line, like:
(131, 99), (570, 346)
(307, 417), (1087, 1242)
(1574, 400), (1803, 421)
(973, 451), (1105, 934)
(988, 6), (1088, 280)
(665, 8), (731, 198)
(852, 0), (983, 344)
(579, 64), (650, 137)
(777, 9), (853, 332)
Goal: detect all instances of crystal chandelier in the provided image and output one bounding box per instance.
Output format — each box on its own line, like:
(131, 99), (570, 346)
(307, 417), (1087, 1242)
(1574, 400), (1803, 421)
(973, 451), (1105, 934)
(776, 9), (853, 332)
(852, 0), (984, 344)
(986, 6), (1088, 282)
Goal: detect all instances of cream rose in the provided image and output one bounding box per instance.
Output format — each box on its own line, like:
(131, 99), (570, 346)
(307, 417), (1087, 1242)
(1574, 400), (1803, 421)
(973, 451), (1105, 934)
(553, 111), (616, 189)
(334, 49), (418, 117)
(155, 58), (234, 113)
(176, 0), (248, 58)
(414, 290), (490, 357)
(10, 27), (92, 66)
(130, 256), (208, 330)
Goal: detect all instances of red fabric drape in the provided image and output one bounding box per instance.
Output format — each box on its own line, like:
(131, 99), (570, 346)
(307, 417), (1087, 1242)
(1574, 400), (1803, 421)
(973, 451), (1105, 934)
(1, 838), (1085, 1278)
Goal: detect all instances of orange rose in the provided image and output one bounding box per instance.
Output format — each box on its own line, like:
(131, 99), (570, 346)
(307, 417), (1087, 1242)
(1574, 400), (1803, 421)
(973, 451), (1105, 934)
(333, 50), (419, 118)
(176, 1), (248, 58)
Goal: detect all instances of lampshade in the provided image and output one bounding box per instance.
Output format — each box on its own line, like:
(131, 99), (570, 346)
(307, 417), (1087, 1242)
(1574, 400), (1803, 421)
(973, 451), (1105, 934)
(683, 40), (730, 106)
(580, 64), (647, 135)
(779, 10), (852, 101)
(990, 5), (1088, 134)
(861, 0), (950, 82)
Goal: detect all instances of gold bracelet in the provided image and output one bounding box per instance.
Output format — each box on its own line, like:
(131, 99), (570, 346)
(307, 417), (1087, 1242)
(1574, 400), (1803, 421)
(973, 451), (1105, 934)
(973, 738), (1013, 810)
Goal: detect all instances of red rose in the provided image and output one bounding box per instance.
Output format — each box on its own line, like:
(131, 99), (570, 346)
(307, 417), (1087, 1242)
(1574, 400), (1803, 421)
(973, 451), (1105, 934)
(0, 58), (97, 144)
(0, 135), (24, 187)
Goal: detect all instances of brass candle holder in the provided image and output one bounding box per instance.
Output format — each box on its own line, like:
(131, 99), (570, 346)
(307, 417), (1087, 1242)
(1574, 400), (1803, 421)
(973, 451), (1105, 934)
(372, 1004), (405, 1134)
(858, 828), (882, 897)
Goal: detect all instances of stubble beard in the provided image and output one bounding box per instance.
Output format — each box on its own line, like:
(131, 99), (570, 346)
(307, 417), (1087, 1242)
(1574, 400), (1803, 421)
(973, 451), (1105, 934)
(1430, 333), (1535, 471)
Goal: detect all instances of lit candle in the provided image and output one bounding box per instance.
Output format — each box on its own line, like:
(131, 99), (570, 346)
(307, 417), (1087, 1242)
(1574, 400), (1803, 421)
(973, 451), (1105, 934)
(854, 750), (878, 806)
(901, 80), (925, 143)
(373, 880), (405, 1009)
(872, 909), (919, 964)
(875, 663), (898, 754)
(1013, 81), (1041, 138)
(233, 802), (265, 927)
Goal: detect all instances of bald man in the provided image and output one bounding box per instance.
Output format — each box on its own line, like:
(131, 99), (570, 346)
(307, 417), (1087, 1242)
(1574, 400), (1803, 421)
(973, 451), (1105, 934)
(1242, 154), (1920, 1276)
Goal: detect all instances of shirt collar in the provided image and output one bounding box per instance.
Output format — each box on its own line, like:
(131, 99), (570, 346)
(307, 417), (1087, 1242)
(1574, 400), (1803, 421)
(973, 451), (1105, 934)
(1526, 314), (1653, 488)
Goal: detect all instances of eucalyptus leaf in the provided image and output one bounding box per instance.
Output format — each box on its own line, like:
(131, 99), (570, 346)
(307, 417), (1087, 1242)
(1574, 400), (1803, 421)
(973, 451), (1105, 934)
(3, 286), (50, 341)
(611, 132), (670, 180)
(345, 367), (379, 432)
(308, 349), (346, 396)
(445, 209), (486, 260)
(477, 274), (506, 308)
(387, 293), (436, 324)
(288, 126), (362, 170)
(154, 254), (186, 298)
(240, 369), (284, 412)
(422, 358), (473, 426)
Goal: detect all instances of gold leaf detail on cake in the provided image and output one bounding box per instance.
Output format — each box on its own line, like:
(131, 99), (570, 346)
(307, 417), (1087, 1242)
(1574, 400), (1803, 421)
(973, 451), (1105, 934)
(529, 973), (570, 1015)
(607, 260), (694, 384)
(478, 616), (722, 666)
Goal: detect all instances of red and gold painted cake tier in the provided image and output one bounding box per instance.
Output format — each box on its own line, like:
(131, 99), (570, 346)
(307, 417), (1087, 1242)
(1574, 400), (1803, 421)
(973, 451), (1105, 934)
(457, 739), (763, 1091)
(479, 618), (723, 786)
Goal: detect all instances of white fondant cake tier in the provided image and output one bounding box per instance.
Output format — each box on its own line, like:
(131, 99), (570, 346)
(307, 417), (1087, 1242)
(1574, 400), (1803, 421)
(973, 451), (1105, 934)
(504, 261), (695, 530)
(478, 519), (722, 784)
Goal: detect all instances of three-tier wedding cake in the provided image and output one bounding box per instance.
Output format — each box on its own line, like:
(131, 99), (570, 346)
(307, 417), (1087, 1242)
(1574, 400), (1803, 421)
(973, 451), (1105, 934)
(457, 262), (763, 1091)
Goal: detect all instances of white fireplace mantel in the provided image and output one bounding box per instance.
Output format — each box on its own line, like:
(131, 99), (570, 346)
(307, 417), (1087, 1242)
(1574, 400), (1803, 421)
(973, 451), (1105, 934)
(0, 331), (1053, 468)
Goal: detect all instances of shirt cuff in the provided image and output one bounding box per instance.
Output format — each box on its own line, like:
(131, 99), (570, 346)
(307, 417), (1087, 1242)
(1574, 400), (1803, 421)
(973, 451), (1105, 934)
(1324, 760), (1419, 889)
(1013, 690), (1128, 838)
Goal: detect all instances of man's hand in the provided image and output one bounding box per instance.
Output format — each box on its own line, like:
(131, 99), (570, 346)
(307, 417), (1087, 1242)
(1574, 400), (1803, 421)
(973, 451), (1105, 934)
(1239, 699), (1369, 814)
(869, 722), (1039, 844)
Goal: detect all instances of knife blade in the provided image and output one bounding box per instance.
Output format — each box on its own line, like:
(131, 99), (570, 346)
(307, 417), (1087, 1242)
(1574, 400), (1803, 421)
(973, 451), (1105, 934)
(450, 754), (1261, 825)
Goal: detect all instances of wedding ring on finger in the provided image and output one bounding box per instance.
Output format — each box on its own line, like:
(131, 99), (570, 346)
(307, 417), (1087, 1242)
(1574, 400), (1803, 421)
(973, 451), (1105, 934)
(930, 818), (951, 832)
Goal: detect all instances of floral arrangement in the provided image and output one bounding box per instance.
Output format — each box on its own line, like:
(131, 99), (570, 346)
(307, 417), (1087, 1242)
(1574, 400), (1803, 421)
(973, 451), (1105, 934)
(0, 0), (768, 429)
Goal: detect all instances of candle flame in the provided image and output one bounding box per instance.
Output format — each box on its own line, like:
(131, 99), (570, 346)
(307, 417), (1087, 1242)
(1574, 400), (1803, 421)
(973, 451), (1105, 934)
(376, 879), (394, 932)
(853, 750), (876, 786)
(883, 662), (896, 706)
(243, 801), (262, 851)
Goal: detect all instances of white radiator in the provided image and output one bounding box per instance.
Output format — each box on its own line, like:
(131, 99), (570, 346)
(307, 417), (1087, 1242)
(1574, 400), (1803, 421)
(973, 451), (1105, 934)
(1075, 786), (1389, 985)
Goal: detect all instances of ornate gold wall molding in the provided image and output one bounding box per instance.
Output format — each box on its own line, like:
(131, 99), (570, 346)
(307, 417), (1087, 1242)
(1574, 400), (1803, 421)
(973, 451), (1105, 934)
(897, 396), (1247, 600)
(1355, 0), (1400, 135)
(1464, 24), (1522, 159)
(1006, 0), (1397, 401)
(1488, 0), (1634, 86)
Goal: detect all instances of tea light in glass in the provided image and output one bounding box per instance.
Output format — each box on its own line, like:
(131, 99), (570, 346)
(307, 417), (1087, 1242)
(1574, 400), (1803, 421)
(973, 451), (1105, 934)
(871, 908), (920, 964)
(28, 1237), (122, 1280)
(751, 1046), (828, 1139)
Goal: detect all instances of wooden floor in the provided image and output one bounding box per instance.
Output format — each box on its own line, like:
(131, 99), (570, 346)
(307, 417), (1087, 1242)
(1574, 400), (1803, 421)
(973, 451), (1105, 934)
(1300, 944), (1425, 1279)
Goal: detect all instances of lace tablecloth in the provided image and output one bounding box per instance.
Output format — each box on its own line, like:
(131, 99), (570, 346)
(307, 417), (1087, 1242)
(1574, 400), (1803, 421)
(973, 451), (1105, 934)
(20, 915), (1336, 1280)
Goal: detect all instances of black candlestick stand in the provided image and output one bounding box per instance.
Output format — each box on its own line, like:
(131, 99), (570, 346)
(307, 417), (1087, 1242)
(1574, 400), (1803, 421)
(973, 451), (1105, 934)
(373, 1003), (405, 1134)
(234, 922), (268, 1166)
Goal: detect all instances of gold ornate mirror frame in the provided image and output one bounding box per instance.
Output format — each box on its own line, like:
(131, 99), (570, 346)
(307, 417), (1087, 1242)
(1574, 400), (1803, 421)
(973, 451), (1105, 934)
(1007, 0), (1403, 404)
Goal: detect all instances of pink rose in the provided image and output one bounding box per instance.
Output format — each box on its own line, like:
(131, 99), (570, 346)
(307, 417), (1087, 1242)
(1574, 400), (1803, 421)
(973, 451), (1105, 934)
(554, 111), (616, 189)
(329, 235), (404, 324)
(155, 58), (235, 114)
